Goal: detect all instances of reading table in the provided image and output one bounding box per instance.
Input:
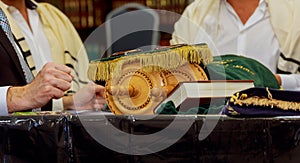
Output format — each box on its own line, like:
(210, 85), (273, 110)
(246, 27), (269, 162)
(0, 113), (300, 162)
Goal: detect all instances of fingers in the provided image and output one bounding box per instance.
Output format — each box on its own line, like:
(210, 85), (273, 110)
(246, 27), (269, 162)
(43, 62), (72, 77)
(51, 63), (73, 76)
(93, 99), (106, 111)
(22, 62), (74, 109)
(92, 83), (106, 108)
(48, 86), (66, 99)
(49, 76), (72, 91)
(52, 70), (73, 83)
(92, 84), (106, 110)
(275, 74), (282, 85)
(90, 82), (105, 97)
(40, 62), (73, 91)
(95, 98), (106, 105)
(23, 62), (108, 111)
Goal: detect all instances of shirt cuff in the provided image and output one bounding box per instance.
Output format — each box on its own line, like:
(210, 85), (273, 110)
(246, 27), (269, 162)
(52, 98), (64, 111)
(279, 74), (300, 90)
(0, 86), (10, 116)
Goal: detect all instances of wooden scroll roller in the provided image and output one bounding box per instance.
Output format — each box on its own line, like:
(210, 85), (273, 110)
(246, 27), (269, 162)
(88, 44), (213, 115)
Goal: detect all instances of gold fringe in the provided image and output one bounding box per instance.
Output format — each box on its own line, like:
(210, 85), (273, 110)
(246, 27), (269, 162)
(230, 88), (300, 111)
(87, 62), (98, 81)
(88, 44), (213, 81)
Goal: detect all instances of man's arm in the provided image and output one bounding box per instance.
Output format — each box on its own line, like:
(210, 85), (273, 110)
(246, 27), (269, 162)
(6, 62), (73, 113)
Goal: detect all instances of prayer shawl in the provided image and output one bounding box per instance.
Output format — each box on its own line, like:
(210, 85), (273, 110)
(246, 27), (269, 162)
(170, 0), (300, 74)
(0, 0), (89, 96)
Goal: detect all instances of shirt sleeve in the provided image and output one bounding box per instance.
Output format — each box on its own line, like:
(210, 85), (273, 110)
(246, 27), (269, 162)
(279, 74), (300, 90)
(52, 98), (64, 111)
(0, 86), (10, 116)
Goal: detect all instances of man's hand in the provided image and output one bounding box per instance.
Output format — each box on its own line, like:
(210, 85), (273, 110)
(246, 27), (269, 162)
(275, 74), (282, 86)
(7, 62), (73, 113)
(63, 82), (105, 111)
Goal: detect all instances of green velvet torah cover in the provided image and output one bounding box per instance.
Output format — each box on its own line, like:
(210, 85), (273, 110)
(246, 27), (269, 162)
(158, 54), (281, 115)
(205, 54), (280, 89)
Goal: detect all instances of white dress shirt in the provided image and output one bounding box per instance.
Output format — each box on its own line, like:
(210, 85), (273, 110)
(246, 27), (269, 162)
(11, 7), (53, 72)
(195, 0), (300, 90)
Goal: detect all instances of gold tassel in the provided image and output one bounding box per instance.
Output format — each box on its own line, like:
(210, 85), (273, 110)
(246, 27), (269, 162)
(88, 44), (213, 81)
(233, 96), (300, 111)
(231, 88), (300, 111)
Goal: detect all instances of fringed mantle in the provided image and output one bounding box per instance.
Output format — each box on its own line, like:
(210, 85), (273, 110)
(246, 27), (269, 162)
(88, 44), (213, 81)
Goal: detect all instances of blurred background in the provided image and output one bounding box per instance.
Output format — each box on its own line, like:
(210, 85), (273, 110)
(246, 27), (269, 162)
(35, 0), (194, 60)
